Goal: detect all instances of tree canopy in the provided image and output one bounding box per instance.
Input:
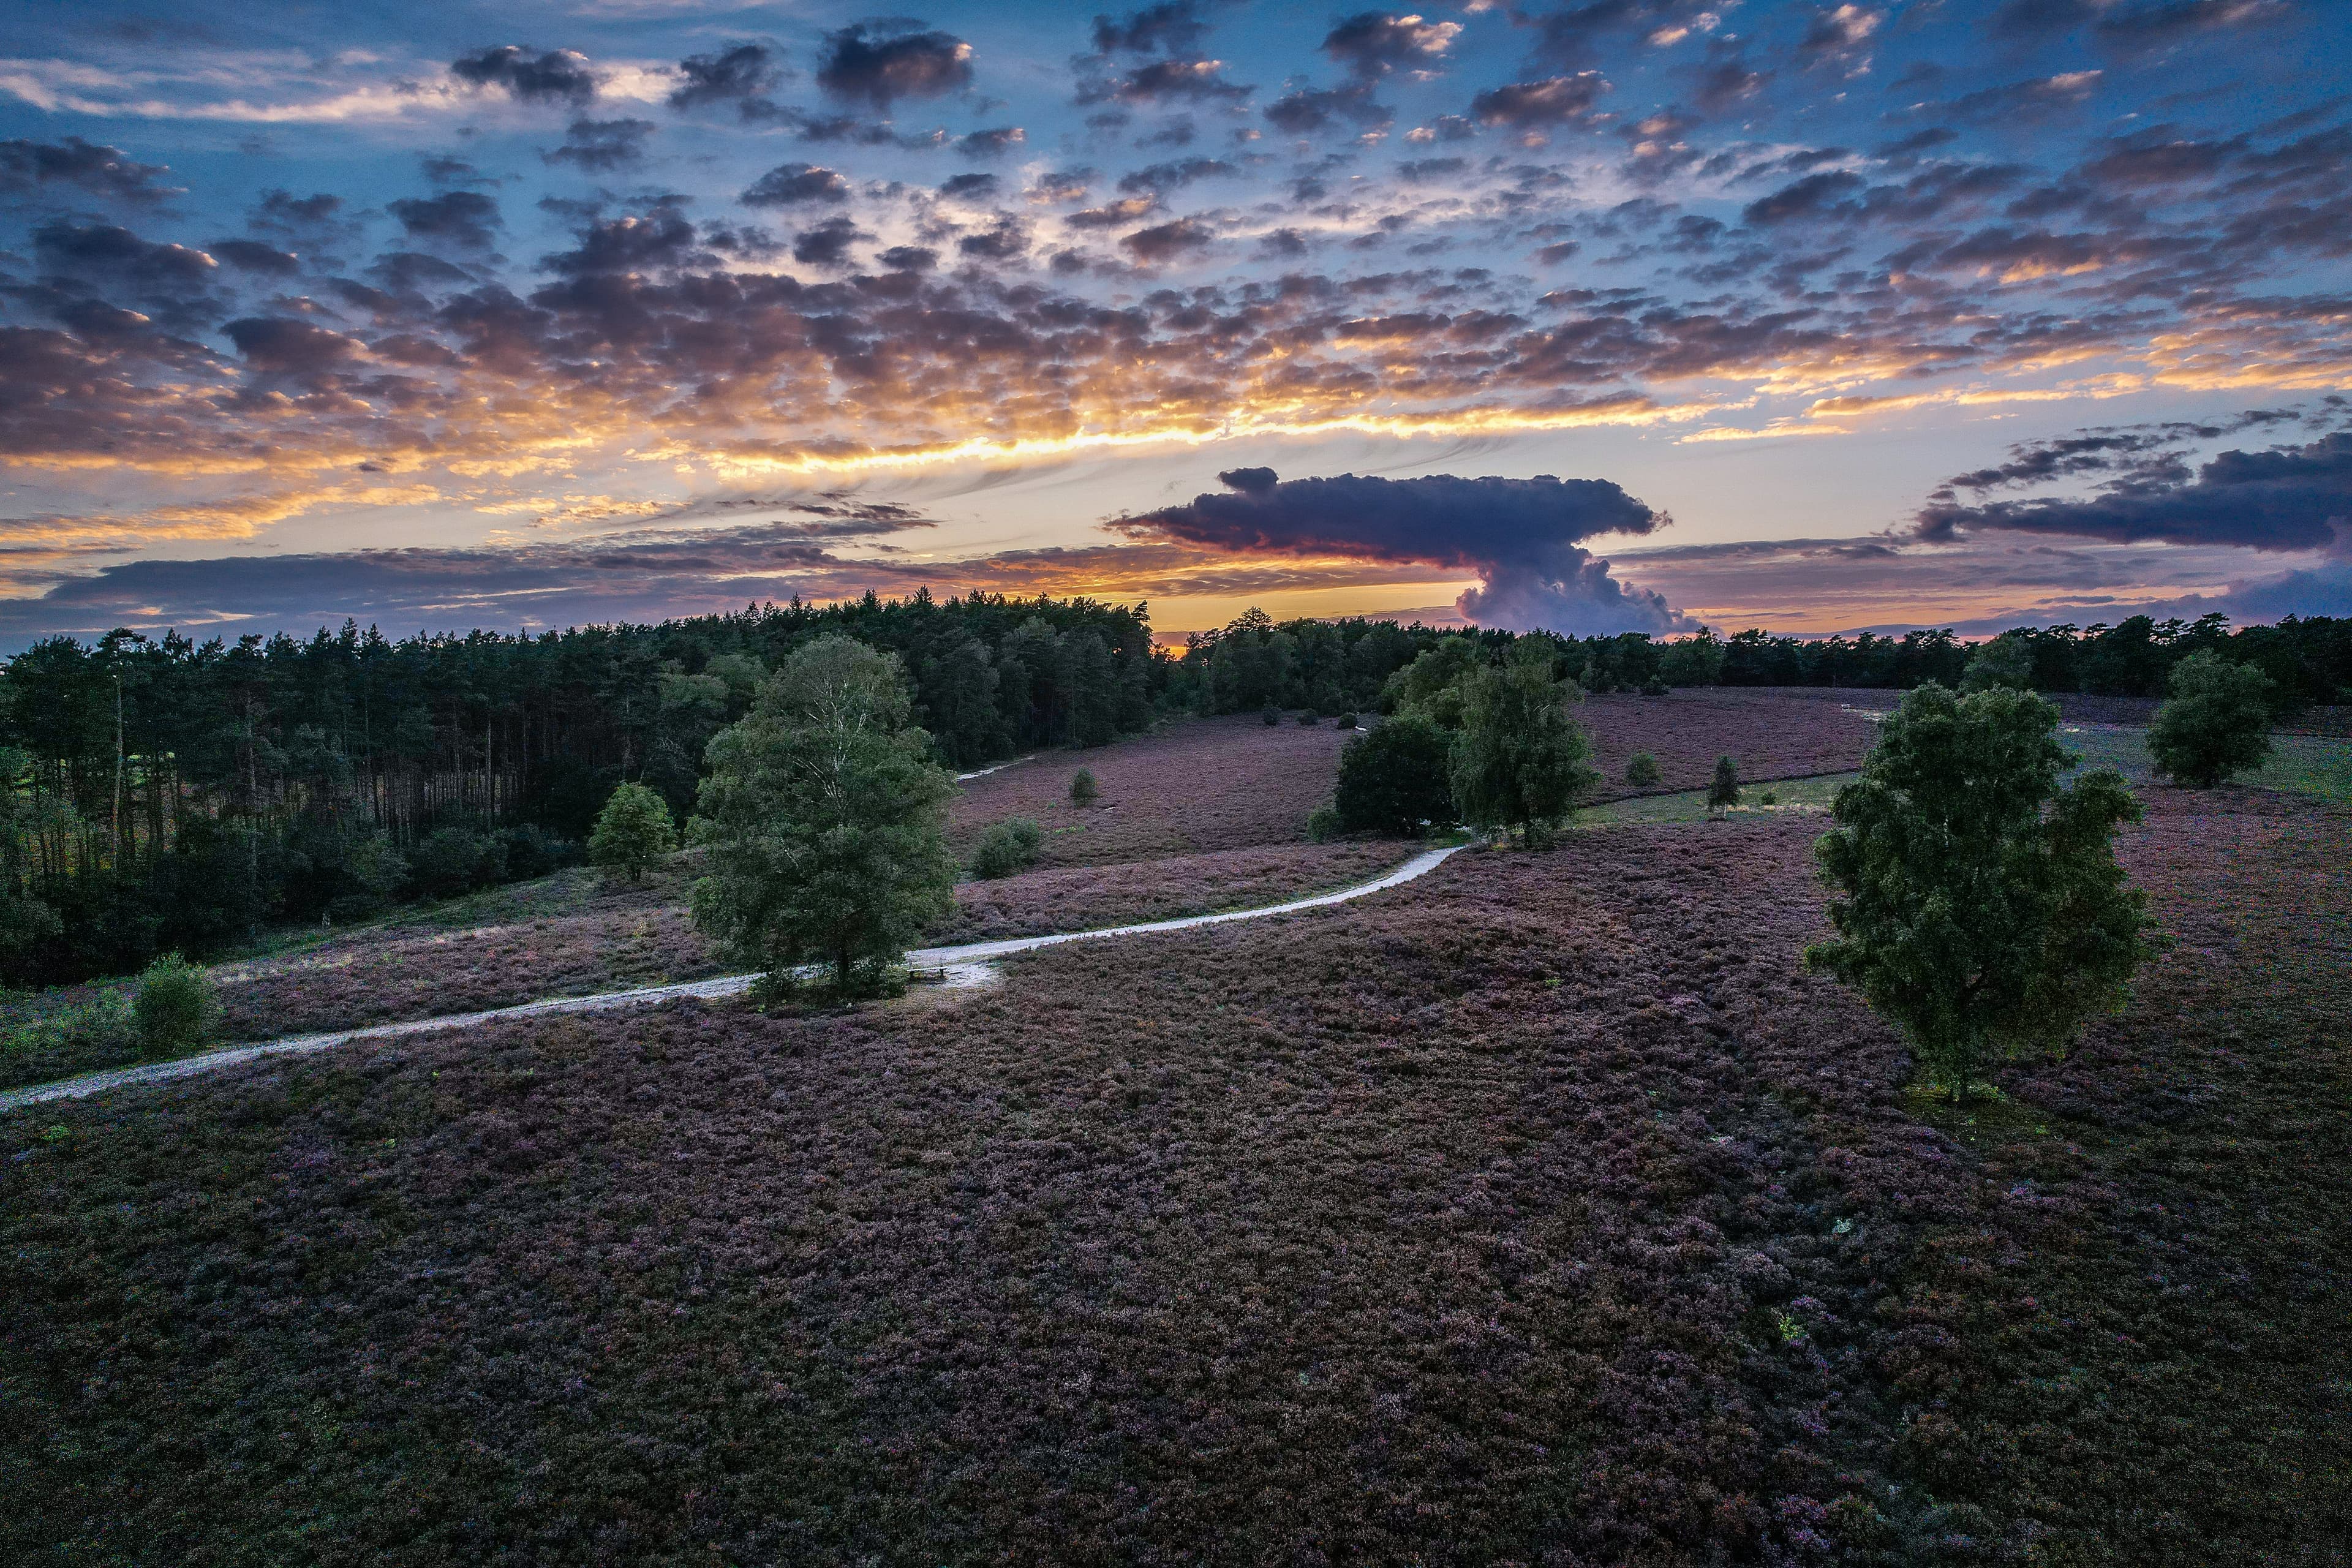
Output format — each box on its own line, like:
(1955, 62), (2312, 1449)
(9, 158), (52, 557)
(1333, 715), (1456, 837)
(2147, 650), (2275, 788)
(1806, 684), (2150, 1101)
(1447, 654), (1597, 843)
(690, 637), (958, 995)
(587, 782), (676, 883)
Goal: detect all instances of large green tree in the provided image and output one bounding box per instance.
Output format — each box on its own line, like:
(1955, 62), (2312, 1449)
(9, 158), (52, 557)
(2147, 649), (2274, 788)
(1806, 684), (2150, 1101)
(1447, 655), (1597, 843)
(587, 780), (677, 883)
(691, 636), (958, 994)
(1333, 715), (1455, 836)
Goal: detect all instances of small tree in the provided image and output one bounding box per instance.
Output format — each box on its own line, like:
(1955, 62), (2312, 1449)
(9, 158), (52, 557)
(134, 952), (217, 1057)
(692, 636), (959, 995)
(1261, 703), (1281, 726)
(1806, 684), (2150, 1102)
(2148, 650), (2273, 788)
(1069, 767), (1099, 806)
(1706, 755), (1741, 816)
(970, 818), (1042, 880)
(589, 781), (677, 883)
(1448, 661), (1597, 844)
(1334, 715), (1456, 836)
(1626, 751), (1662, 786)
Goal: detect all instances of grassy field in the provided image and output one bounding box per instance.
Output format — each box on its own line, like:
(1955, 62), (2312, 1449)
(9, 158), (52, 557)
(1, 680), (2346, 1562)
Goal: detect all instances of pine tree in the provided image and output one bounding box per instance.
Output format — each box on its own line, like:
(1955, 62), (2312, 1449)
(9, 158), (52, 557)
(1706, 755), (1741, 815)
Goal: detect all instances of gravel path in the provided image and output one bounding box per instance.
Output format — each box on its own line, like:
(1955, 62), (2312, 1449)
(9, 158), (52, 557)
(0, 842), (1468, 1110)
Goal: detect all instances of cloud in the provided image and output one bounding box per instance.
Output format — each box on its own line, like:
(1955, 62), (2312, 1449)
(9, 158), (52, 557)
(816, 23), (973, 108)
(668, 43), (782, 114)
(0, 135), (180, 205)
(1322, 13), (1461, 81)
(1084, 57), (1253, 105)
(1917, 431), (2352, 551)
(1470, 74), (1611, 131)
(388, 189), (500, 249)
(1121, 217), (1216, 262)
(741, 162), (850, 206)
(1092, 3), (1214, 56)
(450, 45), (598, 105)
(1116, 469), (1683, 634)
(1265, 82), (1389, 134)
(223, 316), (364, 377)
(957, 126), (1025, 158)
(793, 216), (869, 268)
(544, 116), (655, 172)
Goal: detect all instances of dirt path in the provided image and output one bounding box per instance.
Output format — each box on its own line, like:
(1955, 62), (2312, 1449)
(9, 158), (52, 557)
(0, 843), (1469, 1111)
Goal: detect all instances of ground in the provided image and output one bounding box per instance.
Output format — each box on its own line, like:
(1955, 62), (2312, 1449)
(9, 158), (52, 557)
(1, 694), (2347, 1564)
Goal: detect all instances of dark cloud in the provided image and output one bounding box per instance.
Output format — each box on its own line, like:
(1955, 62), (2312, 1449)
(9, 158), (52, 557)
(208, 238), (301, 275)
(741, 162), (851, 206)
(669, 43), (783, 113)
(958, 219), (1030, 262)
(1116, 157), (1237, 194)
(223, 316), (364, 378)
(419, 154), (486, 187)
(939, 172), (1000, 200)
(0, 137), (180, 206)
(449, 45), (598, 104)
(1470, 74), (1611, 131)
(816, 23), (973, 108)
(877, 245), (938, 272)
(1321, 12), (1460, 81)
(1118, 470), (1681, 634)
(543, 117), (655, 172)
(388, 190), (501, 249)
(957, 126), (1025, 158)
(1692, 44), (1769, 115)
(543, 207), (705, 276)
(1797, 3), (1883, 67)
(1536, 0), (1719, 67)
(1121, 217), (1215, 262)
(1092, 2), (1212, 56)
(1398, 156), (1467, 184)
(1083, 58), (1254, 105)
(1265, 83), (1389, 134)
(793, 217), (869, 268)
(1918, 431), (2352, 552)
(31, 221), (217, 301)
(1994, 0), (2287, 53)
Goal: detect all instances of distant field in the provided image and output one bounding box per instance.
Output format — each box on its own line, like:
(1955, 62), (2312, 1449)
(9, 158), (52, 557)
(1579, 687), (1880, 801)
(2061, 722), (2352, 804)
(4, 784), (2343, 1563)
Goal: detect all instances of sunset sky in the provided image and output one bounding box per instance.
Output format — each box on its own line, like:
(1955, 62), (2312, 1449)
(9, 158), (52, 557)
(2, 0), (2348, 646)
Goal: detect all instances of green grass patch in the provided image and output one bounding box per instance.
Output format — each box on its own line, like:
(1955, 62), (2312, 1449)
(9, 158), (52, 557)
(1574, 772), (1858, 826)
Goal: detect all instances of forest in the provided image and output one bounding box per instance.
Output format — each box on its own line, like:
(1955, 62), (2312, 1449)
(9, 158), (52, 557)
(1, 594), (2342, 989)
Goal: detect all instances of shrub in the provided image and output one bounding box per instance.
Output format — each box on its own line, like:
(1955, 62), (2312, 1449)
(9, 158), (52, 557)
(1706, 756), (1741, 815)
(1642, 676), (1670, 697)
(2148, 650), (2274, 788)
(410, 826), (497, 899)
(1334, 715), (1456, 837)
(1806, 684), (2150, 1101)
(1069, 768), (1098, 806)
(133, 952), (218, 1057)
(503, 823), (576, 881)
(1626, 752), (1662, 786)
(692, 636), (958, 993)
(1333, 711), (1357, 731)
(589, 781), (678, 883)
(1298, 709), (1321, 726)
(969, 818), (1043, 880)
(1449, 662), (1597, 843)
(1759, 789), (1778, 805)
(1261, 704), (1281, 726)
(1305, 803), (1340, 842)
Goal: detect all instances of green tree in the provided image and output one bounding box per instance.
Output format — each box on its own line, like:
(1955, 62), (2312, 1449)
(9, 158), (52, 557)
(133, 952), (217, 1057)
(1333, 715), (1455, 836)
(1961, 631), (2037, 693)
(1625, 751), (1661, 786)
(588, 780), (677, 883)
(691, 636), (957, 994)
(1447, 661), (1596, 843)
(1069, 768), (1098, 805)
(2147, 650), (2274, 788)
(1706, 755), (1741, 815)
(1806, 684), (2150, 1101)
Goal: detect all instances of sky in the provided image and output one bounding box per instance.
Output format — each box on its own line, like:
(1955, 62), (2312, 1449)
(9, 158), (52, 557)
(1, 0), (2349, 649)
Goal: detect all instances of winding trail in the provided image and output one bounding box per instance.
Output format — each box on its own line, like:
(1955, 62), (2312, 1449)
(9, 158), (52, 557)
(1, 842), (1469, 1111)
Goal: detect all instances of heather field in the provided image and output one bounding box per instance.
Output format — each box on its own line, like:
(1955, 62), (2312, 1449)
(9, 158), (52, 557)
(948, 713), (1355, 866)
(2, 769), (2345, 1564)
(1577, 688), (1881, 801)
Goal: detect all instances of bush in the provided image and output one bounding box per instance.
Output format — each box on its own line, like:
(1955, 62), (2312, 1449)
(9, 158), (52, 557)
(410, 826), (499, 899)
(503, 823), (576, 881)
(969, 817), (1043, 880)
(1706, 756), (1741, 815)
(1298, 709), (1321, 726)
(1626, 752), (1662, 786)
(1069, 768), (1098, 806)
(1641, 676), (1670, 697)
(1759, 789), (1777, 805)
(1261, 704), (1281, 726)
(2148, 650), (2274, 788)
(1305, 804), (1340, 842)
(1807, 684), (2150, 1101)
(1334, 715), (1457, 837)
(589, 781), (678, 883)
(133, 952), (218, 1057)
(1333, 711), (1357, 731)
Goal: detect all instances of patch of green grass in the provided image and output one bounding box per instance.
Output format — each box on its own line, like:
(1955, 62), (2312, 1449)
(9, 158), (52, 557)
(2059, 725), (2352, 803)
(1574, 772), (1857, 826)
